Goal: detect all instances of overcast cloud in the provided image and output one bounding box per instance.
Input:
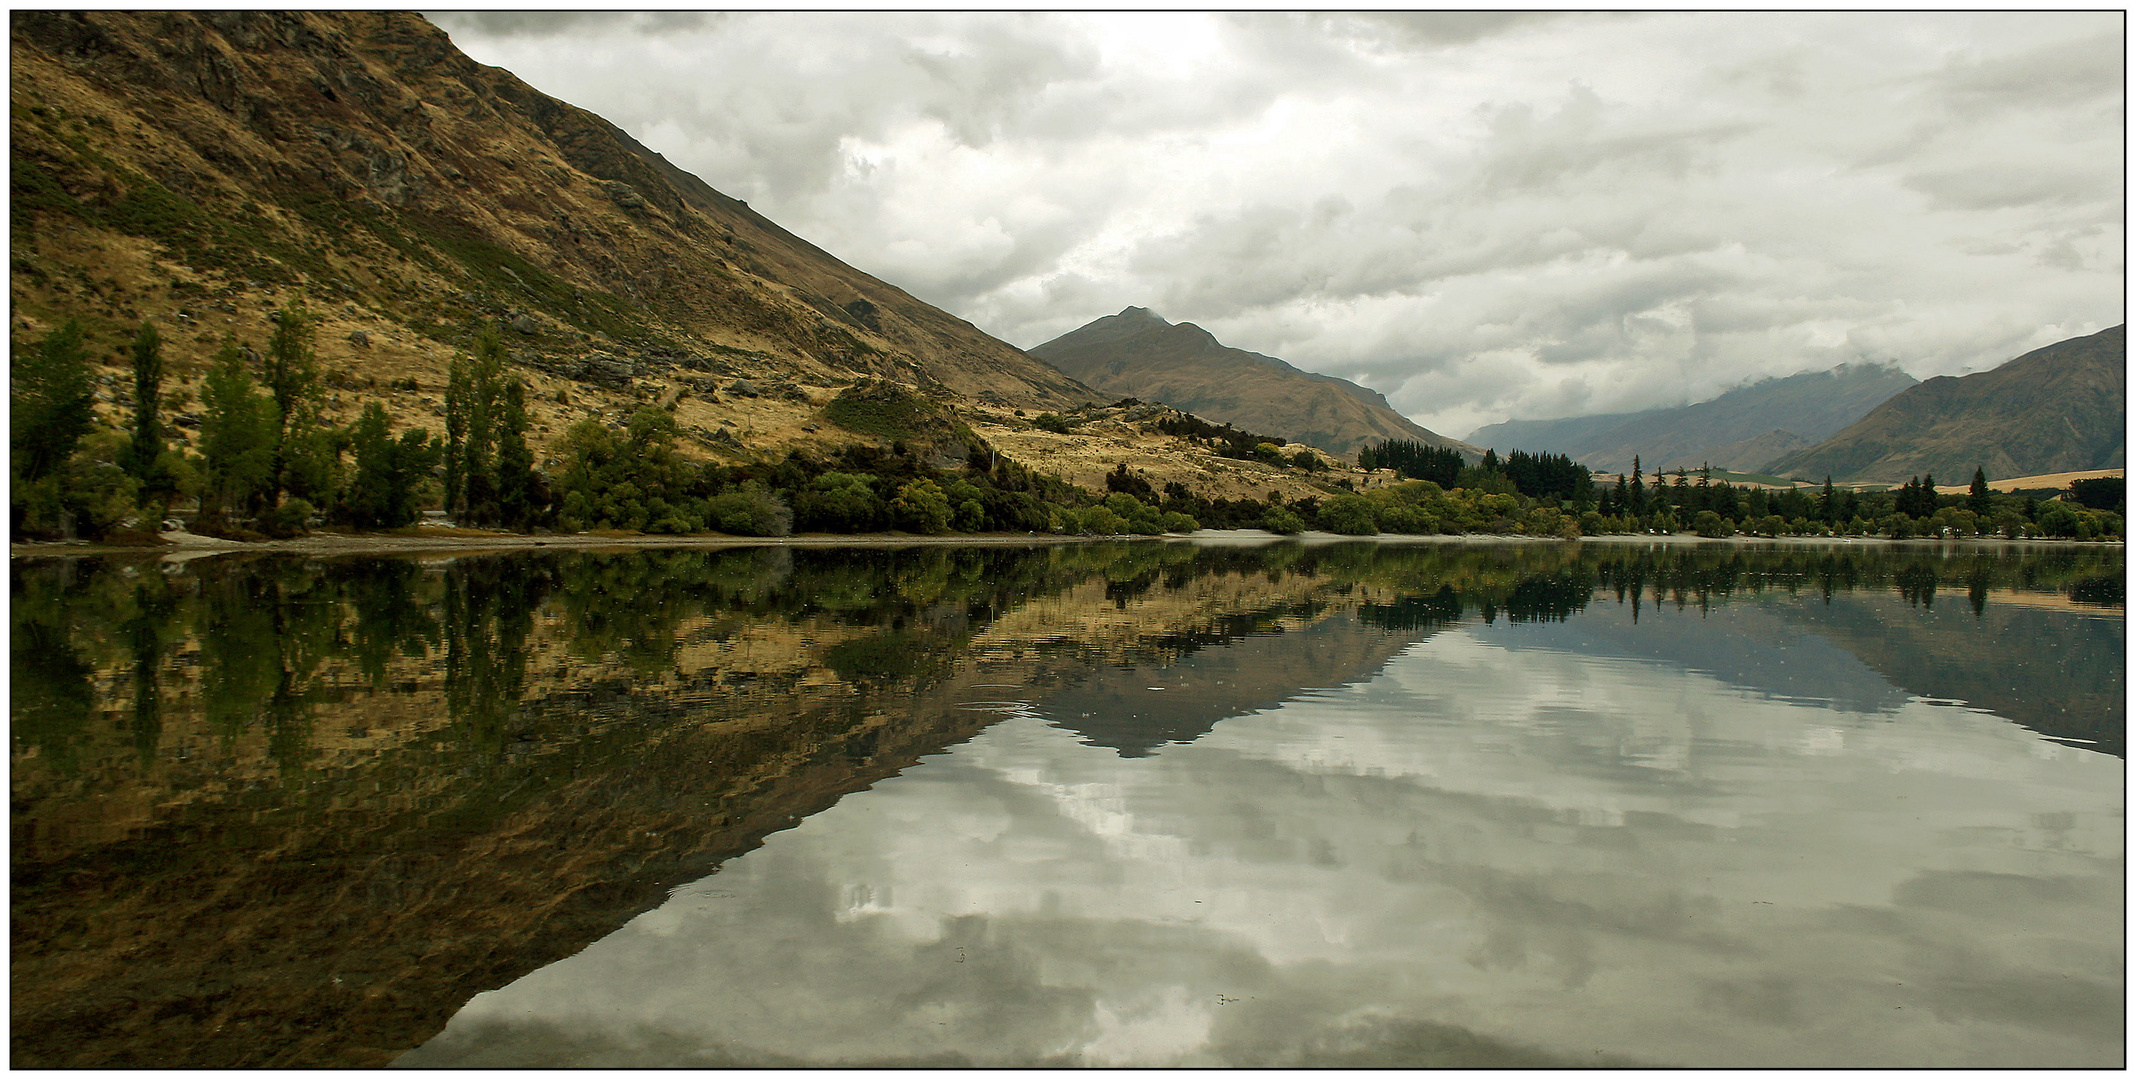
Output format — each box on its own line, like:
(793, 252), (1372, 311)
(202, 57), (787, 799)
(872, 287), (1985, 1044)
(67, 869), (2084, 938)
(427, 11), (2122, 438)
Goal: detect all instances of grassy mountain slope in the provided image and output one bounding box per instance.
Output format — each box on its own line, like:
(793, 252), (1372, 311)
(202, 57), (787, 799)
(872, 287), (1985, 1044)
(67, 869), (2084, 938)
(1028, 307), (1477, 459)
(9, 10), (1096, 469)
(1467, 363), (1919, 474)
(1765, 326), (2126, 483)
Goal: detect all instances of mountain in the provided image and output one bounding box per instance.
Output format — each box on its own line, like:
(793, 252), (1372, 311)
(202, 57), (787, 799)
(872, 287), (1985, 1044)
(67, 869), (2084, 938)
(1467, 363), (1919, 475)
(9, 11), (1093, 455)
(1765, 325), (2126, 483)
(1027, 307), (1477, 458)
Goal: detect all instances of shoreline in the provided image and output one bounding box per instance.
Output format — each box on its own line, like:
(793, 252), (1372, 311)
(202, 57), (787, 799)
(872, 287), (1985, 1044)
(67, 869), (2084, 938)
(11, 528), (2123, 560)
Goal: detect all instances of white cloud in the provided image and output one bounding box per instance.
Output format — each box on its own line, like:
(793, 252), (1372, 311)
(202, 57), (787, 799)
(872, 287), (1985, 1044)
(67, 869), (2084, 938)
(426, 11), (2122, 439)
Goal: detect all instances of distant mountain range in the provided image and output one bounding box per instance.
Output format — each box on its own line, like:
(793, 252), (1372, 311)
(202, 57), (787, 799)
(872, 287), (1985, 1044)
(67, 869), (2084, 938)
(1767, 325), (2125, 483)
(1029, 307), (1474, 457)
(1467, 363), (1920, 475)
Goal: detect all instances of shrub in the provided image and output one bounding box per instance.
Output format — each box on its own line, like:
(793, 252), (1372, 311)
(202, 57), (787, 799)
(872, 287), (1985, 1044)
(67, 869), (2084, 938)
(706, 483), (792, 537)
(1263, 506), (1306, 534)
(1318, 493), (1379, 535)
(891, 479), (953, 533)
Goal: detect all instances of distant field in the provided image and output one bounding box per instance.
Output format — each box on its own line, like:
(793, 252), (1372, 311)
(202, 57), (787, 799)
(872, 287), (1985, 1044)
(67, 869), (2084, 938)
(1936, 468), (2123, 495)
(1590, 468), (1840, 490)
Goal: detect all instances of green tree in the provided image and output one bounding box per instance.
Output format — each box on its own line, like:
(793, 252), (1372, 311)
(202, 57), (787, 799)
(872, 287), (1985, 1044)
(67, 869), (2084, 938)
(495, 377), (541, 529)
(1318, 493), (1380, 535)
(261, 298), (323, 506)
(11, 319), (99, 537)
(892, 478), (953, 533)
(793, 471), (885, 532)
(1968, 467), (1993, 516)
(11, 319), (95, 486)
(196, 337), (279, 529)
(444, 323), (510, 524)
(337, 403), (441, 529)
(1263, 505), (1306, 534)
(704, 482), (792, 537)
(119, 320), (179, 519)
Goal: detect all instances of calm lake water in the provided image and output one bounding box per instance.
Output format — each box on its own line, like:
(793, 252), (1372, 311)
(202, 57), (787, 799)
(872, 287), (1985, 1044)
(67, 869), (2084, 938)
(11, 540), (2123, 1068)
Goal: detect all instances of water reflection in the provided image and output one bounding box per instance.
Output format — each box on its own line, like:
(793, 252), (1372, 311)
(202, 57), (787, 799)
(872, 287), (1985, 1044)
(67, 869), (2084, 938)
(10, 540), (2123, 1067)
(401, 620), (2120, 1067)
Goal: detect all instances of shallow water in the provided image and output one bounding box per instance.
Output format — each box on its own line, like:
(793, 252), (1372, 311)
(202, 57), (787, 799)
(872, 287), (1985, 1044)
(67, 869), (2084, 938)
(11, 541), (2123, 1067)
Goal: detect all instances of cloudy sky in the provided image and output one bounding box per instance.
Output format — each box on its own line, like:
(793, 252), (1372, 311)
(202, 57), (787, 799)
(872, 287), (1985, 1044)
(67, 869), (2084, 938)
(427, 12), (2122, 438)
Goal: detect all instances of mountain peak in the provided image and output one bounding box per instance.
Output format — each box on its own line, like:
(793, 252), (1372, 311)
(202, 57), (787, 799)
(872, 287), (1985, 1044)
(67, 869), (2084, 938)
(1029, 310), (1475, 457)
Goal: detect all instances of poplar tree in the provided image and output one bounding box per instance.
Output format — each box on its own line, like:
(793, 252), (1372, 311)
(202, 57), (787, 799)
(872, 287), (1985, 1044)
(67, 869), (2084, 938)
(262, 298), (322, 506)
(122, 320), (178, 519)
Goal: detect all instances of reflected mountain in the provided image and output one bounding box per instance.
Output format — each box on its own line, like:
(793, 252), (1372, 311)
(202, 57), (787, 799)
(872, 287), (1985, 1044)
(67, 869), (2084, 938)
(1474, 603), (1913, 717)
(1769, 592), (2126, 756)
(10, 539), (2121, 1066)
(1037, 611), (1418, 756)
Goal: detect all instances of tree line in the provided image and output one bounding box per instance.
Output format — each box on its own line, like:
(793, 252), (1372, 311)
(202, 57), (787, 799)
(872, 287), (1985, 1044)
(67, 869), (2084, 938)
(11, 313), (2123, 545)
(1345, 441), (2122, 542)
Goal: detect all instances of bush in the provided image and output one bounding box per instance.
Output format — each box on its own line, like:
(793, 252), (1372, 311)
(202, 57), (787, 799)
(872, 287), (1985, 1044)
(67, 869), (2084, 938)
(1692, 510), (1734, 537)
(258, 498), (315, 538)
(1263, 506), (1306, 534)
(1031, 412), (1073, 434)
(891, 479), (953, 533)
(706, 483), (792, 537)
(1318, 493), (1379, 535)
(792, 471), (884, 532)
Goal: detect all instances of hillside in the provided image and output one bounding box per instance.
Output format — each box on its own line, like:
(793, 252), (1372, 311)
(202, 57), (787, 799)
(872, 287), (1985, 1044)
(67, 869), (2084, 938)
(8, 12), (1113, 467)
(1765, 326), (2126, 483)
(1028, 307), (1477, 459)
(1468, 363), (1919, 475)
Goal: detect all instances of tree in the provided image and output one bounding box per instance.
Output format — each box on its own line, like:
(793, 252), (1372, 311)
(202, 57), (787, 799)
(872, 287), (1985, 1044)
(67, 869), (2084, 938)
(495, 378), (541, 529)
(119, 321), (179, 519)
(444, 323), (510, 524)
(196, 337), (279, 529)
(261, 298), (323, 506)
(12, 318), (95, 487)
(793, 471), (885, 532)
(891, 479), (953, 533)
(337, 403), (440, 529)
(1968, 467), (1993, 516)
(1318, 493), (1379, 535)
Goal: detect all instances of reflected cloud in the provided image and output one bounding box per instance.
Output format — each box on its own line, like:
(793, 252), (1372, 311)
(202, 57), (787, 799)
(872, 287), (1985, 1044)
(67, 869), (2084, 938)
(404, 616), (2120, 1068)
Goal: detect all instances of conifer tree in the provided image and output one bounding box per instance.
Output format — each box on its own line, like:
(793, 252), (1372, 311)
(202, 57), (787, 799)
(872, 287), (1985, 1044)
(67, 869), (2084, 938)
(1968, 467), (1993, 516)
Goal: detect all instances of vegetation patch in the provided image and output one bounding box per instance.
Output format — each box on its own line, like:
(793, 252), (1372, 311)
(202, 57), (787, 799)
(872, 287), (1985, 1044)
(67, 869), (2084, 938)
(822, 380), (947, 441)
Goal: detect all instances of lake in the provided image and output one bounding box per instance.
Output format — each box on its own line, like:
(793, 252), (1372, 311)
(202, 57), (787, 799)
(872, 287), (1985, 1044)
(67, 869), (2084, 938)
(10, 540), (2123, 1067)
